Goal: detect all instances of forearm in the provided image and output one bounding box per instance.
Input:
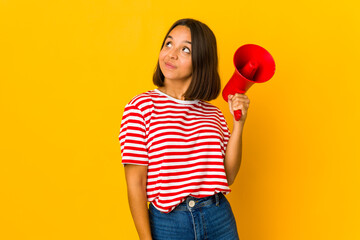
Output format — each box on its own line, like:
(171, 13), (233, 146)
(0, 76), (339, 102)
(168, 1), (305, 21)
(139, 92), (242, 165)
(127, 184), (152, 240)
(224, 122), (244, 186)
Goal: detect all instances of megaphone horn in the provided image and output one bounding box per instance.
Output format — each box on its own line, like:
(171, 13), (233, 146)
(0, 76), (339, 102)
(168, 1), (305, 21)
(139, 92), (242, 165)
(222, 44), (276, 121)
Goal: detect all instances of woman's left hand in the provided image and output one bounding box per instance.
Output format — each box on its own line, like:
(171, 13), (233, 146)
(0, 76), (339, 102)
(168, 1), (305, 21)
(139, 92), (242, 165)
(227, 93), (250, 124)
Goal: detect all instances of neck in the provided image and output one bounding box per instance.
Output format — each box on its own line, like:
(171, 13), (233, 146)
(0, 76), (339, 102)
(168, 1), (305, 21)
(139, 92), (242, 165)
(158, 78), (191, 100)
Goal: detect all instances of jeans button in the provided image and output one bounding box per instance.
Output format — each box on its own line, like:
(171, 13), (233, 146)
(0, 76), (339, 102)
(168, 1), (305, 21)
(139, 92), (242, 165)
(189, 200), (195, 207)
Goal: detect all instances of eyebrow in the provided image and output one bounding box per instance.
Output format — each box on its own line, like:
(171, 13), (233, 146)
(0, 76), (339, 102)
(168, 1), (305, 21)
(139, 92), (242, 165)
(166, 35), (192, 45)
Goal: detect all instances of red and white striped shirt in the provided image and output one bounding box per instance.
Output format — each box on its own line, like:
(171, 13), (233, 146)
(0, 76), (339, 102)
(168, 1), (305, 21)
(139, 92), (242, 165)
(119, 89), (231, 213)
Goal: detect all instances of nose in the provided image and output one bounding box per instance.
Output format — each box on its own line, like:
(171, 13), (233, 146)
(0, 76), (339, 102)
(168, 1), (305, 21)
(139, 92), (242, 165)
(168, 47), (179, 60)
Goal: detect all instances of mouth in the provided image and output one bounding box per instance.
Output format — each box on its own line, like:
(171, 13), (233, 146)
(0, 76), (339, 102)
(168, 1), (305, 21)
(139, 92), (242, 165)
(165, 62), (176, 69)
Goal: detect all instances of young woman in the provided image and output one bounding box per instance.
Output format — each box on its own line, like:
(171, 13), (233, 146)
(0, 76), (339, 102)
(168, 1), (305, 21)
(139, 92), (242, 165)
(119, 18), (250, 240)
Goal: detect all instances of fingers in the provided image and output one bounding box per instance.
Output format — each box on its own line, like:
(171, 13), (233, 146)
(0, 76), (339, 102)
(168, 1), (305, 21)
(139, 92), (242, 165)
(227, 93), (250, 122)
(229, 93), (250, 111)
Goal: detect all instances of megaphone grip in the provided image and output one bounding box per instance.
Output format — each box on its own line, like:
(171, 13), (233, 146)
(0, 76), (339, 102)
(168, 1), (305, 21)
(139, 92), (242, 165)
(234, 109), (242, 121)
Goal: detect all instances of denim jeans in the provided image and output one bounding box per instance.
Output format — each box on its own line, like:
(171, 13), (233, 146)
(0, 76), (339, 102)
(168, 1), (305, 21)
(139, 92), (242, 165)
(149, 193), (239, 240)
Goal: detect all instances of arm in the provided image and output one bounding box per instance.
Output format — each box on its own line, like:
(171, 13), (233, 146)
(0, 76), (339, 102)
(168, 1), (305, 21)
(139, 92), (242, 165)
(224, 93), (250, 186)
(124, 164), (152, 240)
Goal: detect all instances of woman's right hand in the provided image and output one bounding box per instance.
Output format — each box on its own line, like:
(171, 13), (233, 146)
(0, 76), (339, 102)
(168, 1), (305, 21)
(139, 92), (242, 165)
(124, 164), (152, 240)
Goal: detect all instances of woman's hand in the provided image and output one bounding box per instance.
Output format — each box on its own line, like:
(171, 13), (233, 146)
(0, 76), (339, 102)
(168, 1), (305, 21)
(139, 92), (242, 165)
(227, 93), (250, 124)
(224, 93), (249, 185)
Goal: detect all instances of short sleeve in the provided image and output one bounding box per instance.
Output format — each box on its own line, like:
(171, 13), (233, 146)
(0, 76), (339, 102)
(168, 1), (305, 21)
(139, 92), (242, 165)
(223, 124), (231, 151)
(219, 111), (231, 152)
(118, 103), (149, 166)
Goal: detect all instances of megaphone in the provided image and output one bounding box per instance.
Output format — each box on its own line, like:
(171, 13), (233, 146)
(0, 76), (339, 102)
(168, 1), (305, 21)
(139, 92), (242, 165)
(222, 44), (276, 121)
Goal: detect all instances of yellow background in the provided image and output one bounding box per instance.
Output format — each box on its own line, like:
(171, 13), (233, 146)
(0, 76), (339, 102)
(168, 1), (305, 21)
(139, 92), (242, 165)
(1, 0), (359, 239)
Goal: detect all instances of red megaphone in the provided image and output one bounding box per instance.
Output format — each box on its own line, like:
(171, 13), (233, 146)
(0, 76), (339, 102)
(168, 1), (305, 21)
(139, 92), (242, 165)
(222, 44), (276, 121)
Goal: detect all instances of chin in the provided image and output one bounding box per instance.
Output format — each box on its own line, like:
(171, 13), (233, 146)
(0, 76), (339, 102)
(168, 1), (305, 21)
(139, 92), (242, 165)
(161, 71), (179, 80)
(160, 69), (191, 82)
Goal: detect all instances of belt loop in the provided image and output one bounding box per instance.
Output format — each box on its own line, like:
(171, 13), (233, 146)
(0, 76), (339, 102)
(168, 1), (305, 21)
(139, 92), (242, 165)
(215, 193), (219, 206)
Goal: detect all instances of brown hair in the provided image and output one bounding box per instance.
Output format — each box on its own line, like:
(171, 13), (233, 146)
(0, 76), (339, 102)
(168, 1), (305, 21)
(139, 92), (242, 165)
(153, 18), (221, 101)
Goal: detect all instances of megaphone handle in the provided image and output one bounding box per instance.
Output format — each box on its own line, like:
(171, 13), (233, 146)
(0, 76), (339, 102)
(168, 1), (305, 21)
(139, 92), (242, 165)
(234, 109), (242, 121)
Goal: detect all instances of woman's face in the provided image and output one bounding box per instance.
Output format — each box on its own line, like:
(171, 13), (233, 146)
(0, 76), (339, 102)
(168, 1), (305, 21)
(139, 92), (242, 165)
(159, 25), (192, 83)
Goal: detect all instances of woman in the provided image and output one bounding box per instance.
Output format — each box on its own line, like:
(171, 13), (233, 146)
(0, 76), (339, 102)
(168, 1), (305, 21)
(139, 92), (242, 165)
(119, 18), (250, 240)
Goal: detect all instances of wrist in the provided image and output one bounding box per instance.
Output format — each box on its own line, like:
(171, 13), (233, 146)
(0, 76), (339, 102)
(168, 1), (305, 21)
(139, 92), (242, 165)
(233, 120), (245, 131)
(140, 237), (152, 240)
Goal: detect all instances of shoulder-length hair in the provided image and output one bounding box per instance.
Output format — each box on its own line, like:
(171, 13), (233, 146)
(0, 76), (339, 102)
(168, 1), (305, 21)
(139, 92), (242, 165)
(153, 18), (221, 101)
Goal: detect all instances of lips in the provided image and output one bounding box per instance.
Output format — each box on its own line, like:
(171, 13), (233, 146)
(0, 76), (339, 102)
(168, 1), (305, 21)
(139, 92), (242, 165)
(165, 62), (176, 69)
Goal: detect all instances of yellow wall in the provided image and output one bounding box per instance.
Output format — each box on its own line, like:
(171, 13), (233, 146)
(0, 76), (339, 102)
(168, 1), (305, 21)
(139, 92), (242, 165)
(1, 0), (359, 239)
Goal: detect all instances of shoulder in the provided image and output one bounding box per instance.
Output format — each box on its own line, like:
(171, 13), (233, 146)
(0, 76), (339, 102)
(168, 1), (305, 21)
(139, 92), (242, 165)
(127, 90), (153, 105)
(125, 89), (158, 109)
(198, 100), (224, 115)
(123, 90), (158, 120)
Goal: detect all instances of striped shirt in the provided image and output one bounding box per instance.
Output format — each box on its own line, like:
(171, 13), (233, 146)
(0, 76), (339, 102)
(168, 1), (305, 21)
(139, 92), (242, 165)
(119, 89), (231, 213)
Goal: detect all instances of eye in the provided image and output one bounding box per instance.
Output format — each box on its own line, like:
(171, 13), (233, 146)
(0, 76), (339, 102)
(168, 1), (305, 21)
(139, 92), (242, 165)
(165, 41), (172, 47)
(183, 47), (190, 54)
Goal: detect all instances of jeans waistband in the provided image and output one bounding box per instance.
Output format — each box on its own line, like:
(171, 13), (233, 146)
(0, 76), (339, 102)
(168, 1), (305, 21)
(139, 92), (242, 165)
(172, 193), (223, 211)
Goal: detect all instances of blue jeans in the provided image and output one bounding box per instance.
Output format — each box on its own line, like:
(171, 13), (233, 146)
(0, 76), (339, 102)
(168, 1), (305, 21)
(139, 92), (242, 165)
(149, 193), (239, 240)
